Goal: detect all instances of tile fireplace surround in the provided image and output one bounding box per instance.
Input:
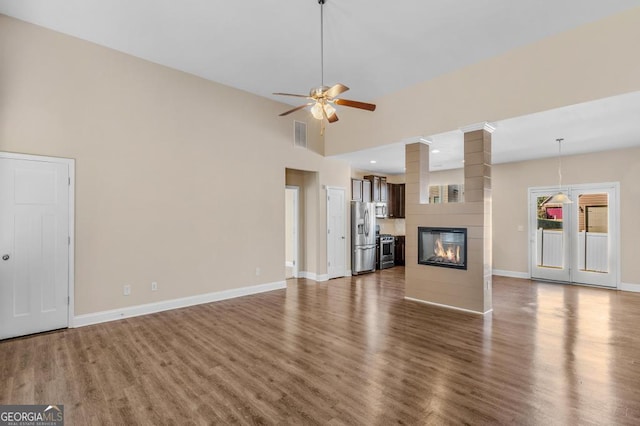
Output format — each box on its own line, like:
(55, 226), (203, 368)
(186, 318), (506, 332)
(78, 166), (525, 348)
(405, 124), (493, 314)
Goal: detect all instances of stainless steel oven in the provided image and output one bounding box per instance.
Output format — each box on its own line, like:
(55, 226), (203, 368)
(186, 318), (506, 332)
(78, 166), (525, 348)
(379, 234), (395, 269)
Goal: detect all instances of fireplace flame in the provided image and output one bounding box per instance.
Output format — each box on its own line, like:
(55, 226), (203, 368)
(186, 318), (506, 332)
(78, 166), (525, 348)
(434, 237), (461, 263)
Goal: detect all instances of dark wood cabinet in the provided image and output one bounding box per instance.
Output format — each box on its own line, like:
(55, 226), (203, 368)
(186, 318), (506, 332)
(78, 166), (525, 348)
(388, 183), (395, 217)
(380, 177), (388, 202)
(387, 183), (405, 218)
(396, 183), (405, 218)
(359, 176), (403, 215)
(364, 175), (387, 203)
(351, 179), (363, 201)
(394, 235), (405, 266)
(352, 178), (373, 202)
(362, 180), (372, 202)
(364, 175), (380, 202)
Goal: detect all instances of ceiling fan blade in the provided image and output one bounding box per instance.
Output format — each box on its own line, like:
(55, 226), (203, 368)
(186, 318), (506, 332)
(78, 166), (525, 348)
(279, 103), (311, 116)
(334, 98), (376, 111)
(325, 83), (349, 99)
(273, 92), (310, 98)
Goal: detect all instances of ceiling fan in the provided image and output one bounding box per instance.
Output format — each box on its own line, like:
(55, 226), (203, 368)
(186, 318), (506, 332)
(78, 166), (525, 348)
(274, 0), (376, 132)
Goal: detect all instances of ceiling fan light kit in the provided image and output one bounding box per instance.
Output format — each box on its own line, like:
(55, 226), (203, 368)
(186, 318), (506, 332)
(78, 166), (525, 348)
(274, 0), (376, 132)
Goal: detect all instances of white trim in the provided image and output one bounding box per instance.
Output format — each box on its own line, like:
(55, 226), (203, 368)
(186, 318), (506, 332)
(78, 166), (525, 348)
(299, 271), (329, 282)
(0, 151), (76, 329)
(285, 261), (294, 268)
(492, 269), (530, 279)
(460, 122), (496, 134)
(299, 271), (312, 280)
(405, 296), (491, 315)
(73, 281), (286, 327)
(620, 282), (640, 293)
(0, 151), (74, 164)
(68, 160), (76, 327)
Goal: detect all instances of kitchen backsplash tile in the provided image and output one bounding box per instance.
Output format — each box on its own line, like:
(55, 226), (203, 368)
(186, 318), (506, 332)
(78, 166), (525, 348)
(378, 218), (405, 236)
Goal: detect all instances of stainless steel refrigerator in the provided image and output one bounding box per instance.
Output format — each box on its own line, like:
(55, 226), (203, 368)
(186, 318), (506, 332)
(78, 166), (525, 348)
(351, 201), (376, 274)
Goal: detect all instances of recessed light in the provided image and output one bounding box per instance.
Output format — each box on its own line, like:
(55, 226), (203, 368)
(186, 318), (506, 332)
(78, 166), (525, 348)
(431, 149), (440, 154)
(370, 160), (377, 164)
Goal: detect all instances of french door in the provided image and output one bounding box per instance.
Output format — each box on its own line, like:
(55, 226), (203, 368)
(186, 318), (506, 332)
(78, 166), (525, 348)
(530, 183), (618, 288)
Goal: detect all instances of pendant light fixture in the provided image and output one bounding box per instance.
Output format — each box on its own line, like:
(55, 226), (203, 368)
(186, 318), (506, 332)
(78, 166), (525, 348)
(545, 138), (573, 204)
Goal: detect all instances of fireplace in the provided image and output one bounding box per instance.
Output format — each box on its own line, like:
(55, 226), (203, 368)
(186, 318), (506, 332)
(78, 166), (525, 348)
(418, 227), (467, 270)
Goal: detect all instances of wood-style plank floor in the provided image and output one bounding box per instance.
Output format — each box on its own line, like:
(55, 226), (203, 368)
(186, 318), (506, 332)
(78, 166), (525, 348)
(2, 268), (640, 425)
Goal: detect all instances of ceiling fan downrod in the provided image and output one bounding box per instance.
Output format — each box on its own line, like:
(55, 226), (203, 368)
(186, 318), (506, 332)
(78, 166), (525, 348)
(319, 0), (325, 88)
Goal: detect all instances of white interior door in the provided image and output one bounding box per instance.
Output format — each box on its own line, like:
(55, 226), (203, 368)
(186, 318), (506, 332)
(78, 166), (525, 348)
(0, 155), (71, 339)
(530, 183), (618, 288)
(327, 187), (346, 279)
(285, 186), (299, 279)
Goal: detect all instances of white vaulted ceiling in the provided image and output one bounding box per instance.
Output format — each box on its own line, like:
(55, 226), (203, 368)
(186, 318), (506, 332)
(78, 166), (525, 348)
(0, 0), (637, 103)
(1, 1), (639, 170)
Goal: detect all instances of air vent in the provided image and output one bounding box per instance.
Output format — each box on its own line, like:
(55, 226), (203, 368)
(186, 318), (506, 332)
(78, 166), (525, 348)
(294, 121), (307, 148)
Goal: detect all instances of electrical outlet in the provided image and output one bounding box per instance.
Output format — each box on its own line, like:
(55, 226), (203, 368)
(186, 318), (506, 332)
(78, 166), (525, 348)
(123, 285), (131, 296)
(255, 267), (261, 276)
(151, 281), (158, 291)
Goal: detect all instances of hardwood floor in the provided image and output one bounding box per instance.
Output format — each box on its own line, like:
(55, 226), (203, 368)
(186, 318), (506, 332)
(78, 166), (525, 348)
(2, 268), (640, 425)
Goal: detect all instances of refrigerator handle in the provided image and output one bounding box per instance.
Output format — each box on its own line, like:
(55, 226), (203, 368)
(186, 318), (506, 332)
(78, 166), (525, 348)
(364, 208), (369, 237)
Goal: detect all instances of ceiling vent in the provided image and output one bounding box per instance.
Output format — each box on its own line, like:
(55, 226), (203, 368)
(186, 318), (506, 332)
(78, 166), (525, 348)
(294, 121), (307, 148)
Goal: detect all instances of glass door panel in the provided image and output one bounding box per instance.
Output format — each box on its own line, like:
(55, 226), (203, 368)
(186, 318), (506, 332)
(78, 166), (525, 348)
(530, 190), (570, 282)
(572, 188), (616, 287)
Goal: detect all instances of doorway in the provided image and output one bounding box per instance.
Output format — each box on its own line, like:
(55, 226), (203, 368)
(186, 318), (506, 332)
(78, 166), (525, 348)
(529, 183), (619, 288)
(0, 152), (75, 339)
(285, 186), (299, 279)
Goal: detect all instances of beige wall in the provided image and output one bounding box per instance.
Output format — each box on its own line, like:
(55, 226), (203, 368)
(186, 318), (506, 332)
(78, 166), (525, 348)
(0, 15), (350, 315)
(493, 146), (640, 285)
(325, 7), (640, 156)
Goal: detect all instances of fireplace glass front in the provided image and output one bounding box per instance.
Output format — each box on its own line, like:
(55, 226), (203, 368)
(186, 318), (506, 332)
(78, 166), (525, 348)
(418, 227), (467, 270)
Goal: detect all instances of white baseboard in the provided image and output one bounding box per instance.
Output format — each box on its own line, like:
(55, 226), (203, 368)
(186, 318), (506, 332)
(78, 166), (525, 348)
(299, 271), (329, 282)
(298, 271), (314, 280)
(492, 269), (530, 279)
(620, 282), (640, 293)
(404, 296), (490, 315)
(73, 280), (286, 328)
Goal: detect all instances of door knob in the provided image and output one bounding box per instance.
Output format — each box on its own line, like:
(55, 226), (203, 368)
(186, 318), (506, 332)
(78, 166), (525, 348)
(2, 254), (9, 261)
